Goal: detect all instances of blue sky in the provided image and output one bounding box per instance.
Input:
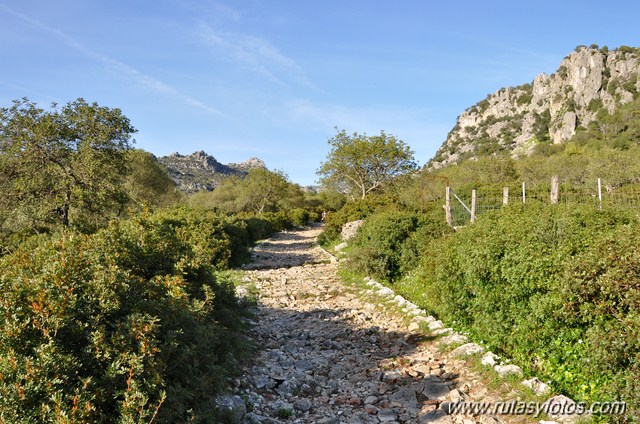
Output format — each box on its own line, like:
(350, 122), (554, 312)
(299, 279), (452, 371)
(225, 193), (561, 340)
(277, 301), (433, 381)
(1, 1), (639, 185)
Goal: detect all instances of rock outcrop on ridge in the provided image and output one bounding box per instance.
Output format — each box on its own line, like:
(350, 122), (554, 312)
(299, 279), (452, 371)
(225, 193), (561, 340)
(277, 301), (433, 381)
(158, 150), (266, 193)
(430, 45), (640, 168)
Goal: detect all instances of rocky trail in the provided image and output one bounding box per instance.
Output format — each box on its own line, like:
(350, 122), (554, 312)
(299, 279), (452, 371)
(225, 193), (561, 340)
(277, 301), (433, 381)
(230, 225), (543, 424)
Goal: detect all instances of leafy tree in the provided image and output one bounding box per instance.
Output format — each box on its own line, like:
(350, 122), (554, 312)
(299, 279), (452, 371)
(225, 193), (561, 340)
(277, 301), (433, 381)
(189, 168), (303, 214)
(303, 188), (347, 212)
(238, 168), (293, 213)
(0, 98), (135, 232)
(317, 129), (418, 199)
(189, 175), (243, 212)
(124, 149), (182, 210)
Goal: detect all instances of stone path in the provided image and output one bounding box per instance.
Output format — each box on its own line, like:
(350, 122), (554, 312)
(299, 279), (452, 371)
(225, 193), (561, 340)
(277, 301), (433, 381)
(235, 225), (533, 424)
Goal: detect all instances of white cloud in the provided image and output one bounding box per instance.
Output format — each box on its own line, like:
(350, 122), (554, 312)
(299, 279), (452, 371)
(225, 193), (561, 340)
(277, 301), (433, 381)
(209, 2), (241, 22)
(0, 3), (226, 117)
(196, 22), (316, 89)
(0, 79), (59, 103)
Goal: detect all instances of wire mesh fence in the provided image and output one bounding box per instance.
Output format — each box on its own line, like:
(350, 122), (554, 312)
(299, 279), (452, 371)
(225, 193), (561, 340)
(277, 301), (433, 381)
(446, 178), (640, 227)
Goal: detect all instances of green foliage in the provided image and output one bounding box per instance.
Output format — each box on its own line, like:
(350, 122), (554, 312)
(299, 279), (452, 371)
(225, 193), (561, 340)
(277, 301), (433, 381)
(303, 189), (347, 217)
(557, 65), (568, 79)
(0, 208), (259, 422)
(346, 208), (452, 282)
(573, 96), (640, 153)
(431, 156), (519, 191)
(124, 150), (182, 210)
(477, 98), (490, 113)
(532, 109), (551, 142)
(317, 195), (395, 245)
(332, 190), (640, 414)
(238, 214), (276, 241)
(346, 211), (419, 281)
(289, 208), (310, 227)
(617, 45), (639, 55)
(188, 168), (306, 215)
(259, 211), (292, 232)
(515, 84), (533, 107)
(398, 208), (453, 275)
(317, 128), (417, 199)
(0, 98), (135, 232)
(141, 207), (234, 271)
(516, 92), (533, 106)
(622, 74), (638, 94)
(406, 205), (639, 412)
(239, 169), (300, 213)
(532, 141), (565, 157)
(587, 98), (604, 112)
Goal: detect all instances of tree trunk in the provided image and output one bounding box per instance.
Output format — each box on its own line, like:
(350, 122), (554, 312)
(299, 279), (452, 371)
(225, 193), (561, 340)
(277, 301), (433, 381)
(60, 189), (71, 227)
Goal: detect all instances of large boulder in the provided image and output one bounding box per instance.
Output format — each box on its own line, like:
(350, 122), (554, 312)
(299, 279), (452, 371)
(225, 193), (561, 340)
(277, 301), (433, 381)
(340, 219), (365, 241)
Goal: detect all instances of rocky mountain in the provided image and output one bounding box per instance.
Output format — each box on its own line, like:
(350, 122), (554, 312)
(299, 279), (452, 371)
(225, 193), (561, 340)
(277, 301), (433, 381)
(158, 150), (266, 193)
(429, 45), (640, 168)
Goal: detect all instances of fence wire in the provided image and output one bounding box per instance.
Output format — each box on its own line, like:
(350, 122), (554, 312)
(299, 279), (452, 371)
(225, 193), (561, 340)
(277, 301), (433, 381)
(447, 181), (640, 226)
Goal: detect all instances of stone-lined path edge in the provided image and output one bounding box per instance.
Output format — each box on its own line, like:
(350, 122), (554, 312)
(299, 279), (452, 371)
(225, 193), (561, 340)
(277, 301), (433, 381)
(226, 225), (577, 424)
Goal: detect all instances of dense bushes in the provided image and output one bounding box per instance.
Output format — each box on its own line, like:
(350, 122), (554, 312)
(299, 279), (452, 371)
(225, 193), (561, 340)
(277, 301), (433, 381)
(406, 204), (639, 413)
(0, 207), (280, 422)
(345, 210), (451, 281)
(346, 211), (418, 281)
(336, 201), (639, 414)
(317, 195), (396, 245)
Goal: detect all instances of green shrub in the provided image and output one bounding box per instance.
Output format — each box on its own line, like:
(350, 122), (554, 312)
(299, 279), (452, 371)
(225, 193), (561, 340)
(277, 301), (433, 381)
(398, 210), (452, 275)
(260, 211), (292, 232)
(557, 224), (640, 411)
(121, 208), (233, 274)
(288, 208), (310, 227)
(0, 211), (251, 422)
(346, 211), (418, 281)
(306, 210), (321, 223)
(318, 195), (395, 245)
(407, 204), (639, 412)
(221, 216), (253, 266)
(587, 98), (604, 112)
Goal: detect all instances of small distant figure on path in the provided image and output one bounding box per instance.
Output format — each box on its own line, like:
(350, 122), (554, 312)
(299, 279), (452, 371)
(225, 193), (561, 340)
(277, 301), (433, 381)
(321, 210), (327, 221)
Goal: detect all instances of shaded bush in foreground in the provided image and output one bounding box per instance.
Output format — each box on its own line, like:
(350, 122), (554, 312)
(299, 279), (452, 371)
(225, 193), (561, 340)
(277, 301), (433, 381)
(0, 210), (255, 422)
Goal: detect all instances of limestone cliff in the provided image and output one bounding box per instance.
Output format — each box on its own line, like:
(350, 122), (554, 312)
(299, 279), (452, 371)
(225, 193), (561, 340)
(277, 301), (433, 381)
(429, 45), (640, 168)
(158, 151), (266, 193)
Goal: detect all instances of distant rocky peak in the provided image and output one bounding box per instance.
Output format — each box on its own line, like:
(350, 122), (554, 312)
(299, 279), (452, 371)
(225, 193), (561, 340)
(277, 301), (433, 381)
(231, 157), (267, 171)
(187, 150), (222, 168)
(157, 150), (268, 194)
